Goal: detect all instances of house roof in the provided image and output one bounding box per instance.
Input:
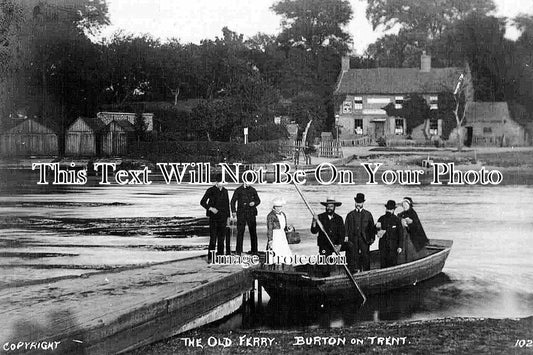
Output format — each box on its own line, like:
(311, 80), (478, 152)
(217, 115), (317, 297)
(76, 117), (106, 132)
(335, 67), (463, 95)
(1, 118), (59, 134)
(109, 119), (135, 132)
(465, 102), (511, 123)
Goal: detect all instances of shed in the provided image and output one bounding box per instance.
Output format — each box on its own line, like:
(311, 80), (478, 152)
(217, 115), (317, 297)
(465, 102), (528, 146)
(102, 120), (134, 156)
(0, 118), (58, 156)
(65, 117), (105, 156)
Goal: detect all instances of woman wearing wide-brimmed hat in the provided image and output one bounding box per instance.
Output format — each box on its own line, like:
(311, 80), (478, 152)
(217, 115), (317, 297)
(398, 197), (429, 262)
(266, 197), (293, 260)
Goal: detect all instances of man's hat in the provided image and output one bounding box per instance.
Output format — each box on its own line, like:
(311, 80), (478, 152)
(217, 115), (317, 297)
(385, 200), (397, 210)
(320, 196), (342, 207)
(354, 193), (365, 203)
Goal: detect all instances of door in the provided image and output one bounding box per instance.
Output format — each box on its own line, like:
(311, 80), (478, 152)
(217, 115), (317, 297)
(465, 126), (473, 147)
(374, 121), (385, 139)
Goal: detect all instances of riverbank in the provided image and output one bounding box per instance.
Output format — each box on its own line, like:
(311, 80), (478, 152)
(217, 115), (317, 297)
(129, 316), (533, 354)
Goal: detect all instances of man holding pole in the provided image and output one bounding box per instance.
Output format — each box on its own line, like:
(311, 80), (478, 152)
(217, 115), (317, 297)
(345, 193), (376, 271)
(311, 197), (356, 273)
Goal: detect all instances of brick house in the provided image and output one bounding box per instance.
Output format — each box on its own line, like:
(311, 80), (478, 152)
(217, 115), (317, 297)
(334, 53), (472, 144)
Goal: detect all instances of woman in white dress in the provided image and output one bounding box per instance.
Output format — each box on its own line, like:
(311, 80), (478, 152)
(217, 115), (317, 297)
(266, 197), (293, 261)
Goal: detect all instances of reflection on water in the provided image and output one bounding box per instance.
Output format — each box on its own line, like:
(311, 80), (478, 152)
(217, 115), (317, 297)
(1, 169), (533, 329)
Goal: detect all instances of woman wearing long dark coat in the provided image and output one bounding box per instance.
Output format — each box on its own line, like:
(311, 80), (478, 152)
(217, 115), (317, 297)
(397, 197), (429, 263)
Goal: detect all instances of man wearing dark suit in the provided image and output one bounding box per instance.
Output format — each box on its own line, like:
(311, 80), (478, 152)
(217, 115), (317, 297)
(311, 197), (356, 273)
(200, 176), (230, 263)
(376, 200), (404, 268)
(231, 182), (260, 255)
(345, 193), (376, 271)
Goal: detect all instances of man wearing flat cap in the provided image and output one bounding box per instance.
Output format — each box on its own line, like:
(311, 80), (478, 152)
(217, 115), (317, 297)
(345, 193), (376, 271)
(376, 200), (404, 268)
(311, 197), (355, 273)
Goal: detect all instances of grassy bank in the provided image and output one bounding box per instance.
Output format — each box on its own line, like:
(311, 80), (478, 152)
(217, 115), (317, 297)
(129, 316), (533, 354)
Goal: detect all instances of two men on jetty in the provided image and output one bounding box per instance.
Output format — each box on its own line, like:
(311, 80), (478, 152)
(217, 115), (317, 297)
(201, 178), (261, 262)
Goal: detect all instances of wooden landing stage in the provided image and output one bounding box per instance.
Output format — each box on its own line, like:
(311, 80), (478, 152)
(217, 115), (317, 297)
(0, 256), (253, 354)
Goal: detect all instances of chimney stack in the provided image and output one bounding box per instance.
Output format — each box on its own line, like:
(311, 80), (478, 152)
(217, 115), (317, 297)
(341, 56), (350, 72)
(420, 51), (431, 72)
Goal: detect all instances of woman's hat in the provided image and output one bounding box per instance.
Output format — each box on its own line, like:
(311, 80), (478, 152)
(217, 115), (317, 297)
(354, 193), (365, 203)
(403, 197), (414, 206)
(320, 196), (342, 206)
(272, 197), (286, 207)
(385, 200), (397, 210)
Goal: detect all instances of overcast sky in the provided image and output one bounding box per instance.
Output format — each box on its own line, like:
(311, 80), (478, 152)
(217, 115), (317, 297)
(97, 0), (533, 54)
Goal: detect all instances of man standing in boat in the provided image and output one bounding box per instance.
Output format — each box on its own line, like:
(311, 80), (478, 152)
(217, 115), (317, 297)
(376, 200), (404, 268)
(345, 193), (376, 271)
(311, 197), (356, 273)
(231, 182), (261, 255)
(200, 175), (230, 263)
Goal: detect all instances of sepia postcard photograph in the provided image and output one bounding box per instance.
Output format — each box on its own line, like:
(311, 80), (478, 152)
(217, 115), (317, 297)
(0, 0), (532, 354)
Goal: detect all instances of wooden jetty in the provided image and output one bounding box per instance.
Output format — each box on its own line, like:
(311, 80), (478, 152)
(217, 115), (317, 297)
(0, 256), (253, 354)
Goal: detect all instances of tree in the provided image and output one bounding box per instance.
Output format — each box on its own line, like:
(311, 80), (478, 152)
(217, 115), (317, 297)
(1, 0), (109, 123)
(272, 0), (353, 56)
(365, 30), (425, 67)
(133, 109), (147, 142)
(366, 0), (495, 42)
(99, 33), (160, 105)
(383, 94), (430, 135)
(436, 13), (511, 101)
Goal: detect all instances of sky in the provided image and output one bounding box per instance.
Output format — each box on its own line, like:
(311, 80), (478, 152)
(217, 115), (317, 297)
(97, 0), (533, 54)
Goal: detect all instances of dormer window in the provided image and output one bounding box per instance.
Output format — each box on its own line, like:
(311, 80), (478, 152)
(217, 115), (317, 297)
(430, 96), (438, 110)
(395, 96), (404, 109)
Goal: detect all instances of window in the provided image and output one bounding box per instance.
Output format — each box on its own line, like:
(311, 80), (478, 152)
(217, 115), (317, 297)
(429, 119), (438, 135)
(429, 96), (438, 110)
(395, 96), (404, 109)
(483, 127), (492, 134)
(395, 118), (404, 135)
(354, 119), (363, 134)
(353, 97), (363, 110)
(367, 97), (391, 104)
(342, 100), (352, 113)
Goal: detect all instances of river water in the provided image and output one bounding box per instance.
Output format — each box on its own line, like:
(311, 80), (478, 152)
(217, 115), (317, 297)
(1, 169), (532, 329)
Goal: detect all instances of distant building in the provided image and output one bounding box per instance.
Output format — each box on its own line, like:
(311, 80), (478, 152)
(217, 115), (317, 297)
(65, 117), (105, 156)
(464, 102), (530, 146)
(334, 53), (473, 144)
(0, 118), (58, 156)
(102, 120), (134, 156)
(97, 112), (153, 131)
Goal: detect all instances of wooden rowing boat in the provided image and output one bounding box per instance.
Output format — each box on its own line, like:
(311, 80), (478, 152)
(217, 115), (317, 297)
(253, 239), (452, 301)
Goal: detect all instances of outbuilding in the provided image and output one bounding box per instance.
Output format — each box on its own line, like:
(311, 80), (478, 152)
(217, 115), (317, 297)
(65, 117), (105, 156)
(0, 118), (58, 156)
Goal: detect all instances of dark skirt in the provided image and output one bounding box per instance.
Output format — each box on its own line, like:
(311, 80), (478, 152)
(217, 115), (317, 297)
(399, 233), (427, 264)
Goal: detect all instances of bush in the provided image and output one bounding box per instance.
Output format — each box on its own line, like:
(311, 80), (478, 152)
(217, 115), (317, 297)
(127, 140), (283, 163)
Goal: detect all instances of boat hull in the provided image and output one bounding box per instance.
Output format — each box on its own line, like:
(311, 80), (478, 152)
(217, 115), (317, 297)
(254, 239), (452, 301)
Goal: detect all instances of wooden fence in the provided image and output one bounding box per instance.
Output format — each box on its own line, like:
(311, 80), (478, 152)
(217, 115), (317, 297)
(318, 140), (342, 158)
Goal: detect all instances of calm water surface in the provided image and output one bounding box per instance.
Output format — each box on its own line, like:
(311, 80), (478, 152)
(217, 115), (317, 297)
(1, 170), (532, 329)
